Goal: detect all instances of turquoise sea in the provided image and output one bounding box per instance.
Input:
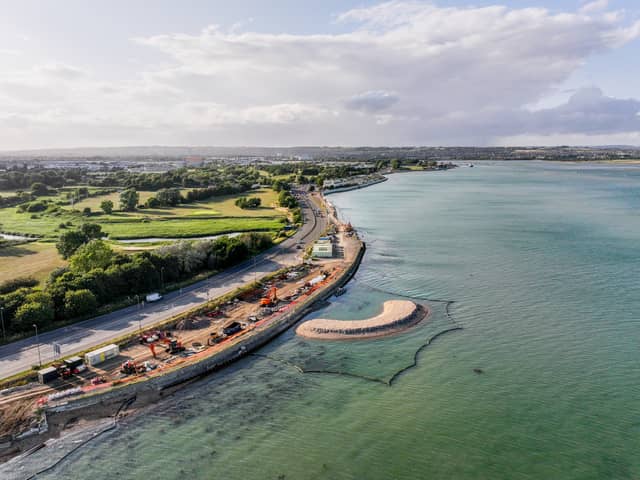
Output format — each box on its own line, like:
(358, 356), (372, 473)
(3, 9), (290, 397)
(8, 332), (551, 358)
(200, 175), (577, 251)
(40, 162), (640, 479)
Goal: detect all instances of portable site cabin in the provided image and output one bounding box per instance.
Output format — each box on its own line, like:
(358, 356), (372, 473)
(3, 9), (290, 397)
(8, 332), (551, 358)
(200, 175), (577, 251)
(64, 356), (83, 369)
(312, 237), (333, 258)
(38, 366), (59, 384)
(84, 344), (120, 367)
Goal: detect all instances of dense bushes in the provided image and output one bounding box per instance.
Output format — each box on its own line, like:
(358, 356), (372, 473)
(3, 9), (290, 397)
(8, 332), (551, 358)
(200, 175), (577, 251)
(0, 166), (84, 191)
(56, 223), (105, 259)
(0, 277), (38, 295)
(235, 196), (261, 209)
(0, 232), (274, 337)
(278, 190), (298, 209)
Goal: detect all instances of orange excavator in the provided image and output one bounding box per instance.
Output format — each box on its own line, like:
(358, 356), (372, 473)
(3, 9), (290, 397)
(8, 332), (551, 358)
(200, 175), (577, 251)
(260, 286), (278, 307)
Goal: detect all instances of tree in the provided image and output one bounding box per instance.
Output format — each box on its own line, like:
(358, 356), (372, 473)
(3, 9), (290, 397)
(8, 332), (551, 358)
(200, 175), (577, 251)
(156, 188), (182, 206)
(69, 240), (114, 273)
(64, 289), (98, 318)
(80, 223), (103, 240)
(0, 277), (38, 295)
(391, 159), (400, 170)
(30, 182), (49, 196)
(56, 230), (88, 259)
(145, 196), (160, 208)
(119, 188), (139, 211)
(100, 199), (113, 214)
(82, 207), (92, 216)
(235, 196), (261, 209)
(13, 292), (54, 331)
(278, 190), (297, 209)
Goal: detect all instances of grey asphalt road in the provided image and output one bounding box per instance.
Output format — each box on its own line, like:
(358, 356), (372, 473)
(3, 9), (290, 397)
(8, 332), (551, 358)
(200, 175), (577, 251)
(0, 191), (326, 380)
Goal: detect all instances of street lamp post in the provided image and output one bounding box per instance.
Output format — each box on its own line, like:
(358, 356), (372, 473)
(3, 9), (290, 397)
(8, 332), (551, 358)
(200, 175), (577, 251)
(160, 267), (165, 290)
(33, 324), (42, 367)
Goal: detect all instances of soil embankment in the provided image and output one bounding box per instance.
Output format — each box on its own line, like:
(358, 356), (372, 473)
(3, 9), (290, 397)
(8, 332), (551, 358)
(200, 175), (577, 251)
(296, 300), (428, 340)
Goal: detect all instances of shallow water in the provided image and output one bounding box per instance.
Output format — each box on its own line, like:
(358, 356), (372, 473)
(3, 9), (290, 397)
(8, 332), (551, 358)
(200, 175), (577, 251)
(38, 161), (640, 479)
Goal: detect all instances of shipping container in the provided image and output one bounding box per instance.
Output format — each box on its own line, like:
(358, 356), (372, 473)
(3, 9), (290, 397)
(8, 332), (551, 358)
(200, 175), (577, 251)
(38, 366), (59, 384)
(84, 344), (120, 366)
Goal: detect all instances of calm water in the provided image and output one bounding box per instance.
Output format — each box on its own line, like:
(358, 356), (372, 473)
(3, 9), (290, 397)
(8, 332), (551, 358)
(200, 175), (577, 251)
(41, 162), (640, 479)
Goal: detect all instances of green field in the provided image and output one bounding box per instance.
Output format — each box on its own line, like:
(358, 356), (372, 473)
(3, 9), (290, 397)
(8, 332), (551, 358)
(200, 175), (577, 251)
(0, 242), (66, 283)
(0, 188), (288, 284)
(72, 190), (157, 210)
(0, 188), (287, 241)
(101, 216), (285, 239)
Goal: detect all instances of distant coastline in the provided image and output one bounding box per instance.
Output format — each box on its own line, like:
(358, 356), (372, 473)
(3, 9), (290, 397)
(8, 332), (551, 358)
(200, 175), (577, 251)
(323, 176), (388, 195)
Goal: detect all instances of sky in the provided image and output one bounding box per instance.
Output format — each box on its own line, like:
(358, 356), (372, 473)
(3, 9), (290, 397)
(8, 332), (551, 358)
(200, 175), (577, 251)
(0, 0), (639, 149)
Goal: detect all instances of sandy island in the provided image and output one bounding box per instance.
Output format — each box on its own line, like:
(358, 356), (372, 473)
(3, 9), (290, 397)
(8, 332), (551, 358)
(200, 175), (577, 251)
(296, 300), (429, 340)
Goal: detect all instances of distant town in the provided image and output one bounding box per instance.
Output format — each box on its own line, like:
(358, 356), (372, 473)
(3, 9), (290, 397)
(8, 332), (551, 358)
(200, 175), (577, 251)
(0, 145), (638, 171)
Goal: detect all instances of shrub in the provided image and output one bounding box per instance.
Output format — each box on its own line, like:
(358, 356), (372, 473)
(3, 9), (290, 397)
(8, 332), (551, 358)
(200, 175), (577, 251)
(64, 289), (98, 318)
(26, 201), (48, 213)
(0, 276), (38, 295)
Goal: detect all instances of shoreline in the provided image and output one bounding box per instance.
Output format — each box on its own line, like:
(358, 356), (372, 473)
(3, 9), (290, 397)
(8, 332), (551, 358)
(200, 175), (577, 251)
(322, 176), (388, 195)
(0, 197), (367, 465)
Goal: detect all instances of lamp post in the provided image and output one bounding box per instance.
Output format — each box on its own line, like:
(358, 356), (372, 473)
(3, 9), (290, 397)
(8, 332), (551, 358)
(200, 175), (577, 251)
(160, 267), (165, 290)
(33, 324), (42, 367)
(1, 306), (5, 341)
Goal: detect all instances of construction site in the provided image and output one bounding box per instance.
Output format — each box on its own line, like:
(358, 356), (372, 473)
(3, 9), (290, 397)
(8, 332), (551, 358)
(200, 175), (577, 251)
(0, 218), (363, 460)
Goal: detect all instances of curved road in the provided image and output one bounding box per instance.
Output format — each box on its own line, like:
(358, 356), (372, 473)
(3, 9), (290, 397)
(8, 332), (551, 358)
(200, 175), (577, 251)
(0, 191), (327, 380)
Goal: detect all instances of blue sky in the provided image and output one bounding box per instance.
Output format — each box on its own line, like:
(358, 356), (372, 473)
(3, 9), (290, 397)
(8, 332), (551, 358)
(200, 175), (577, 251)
(0, 0), (639, 148)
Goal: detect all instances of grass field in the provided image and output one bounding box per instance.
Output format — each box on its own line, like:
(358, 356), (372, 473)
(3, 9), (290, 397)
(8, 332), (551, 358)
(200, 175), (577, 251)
(101, 216), (285, 239)
(0, 188), (288, 282)
(72, 188), (281, 218)
(0, 242), (66, 283)
(0, 188), (287, 240)
(72, 190), (158, 210)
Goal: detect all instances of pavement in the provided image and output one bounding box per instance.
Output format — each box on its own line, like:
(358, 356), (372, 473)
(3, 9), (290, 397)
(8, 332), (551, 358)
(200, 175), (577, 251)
(0, 191), (327, 380)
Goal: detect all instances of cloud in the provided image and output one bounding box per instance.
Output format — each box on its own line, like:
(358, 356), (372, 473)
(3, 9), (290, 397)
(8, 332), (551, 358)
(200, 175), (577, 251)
(580, 0), (609, 14)
(528, 87), (640, 134)
(35, 63), (87, 80)
(1, 1), (640, 148)
(344, 90), (399, 112)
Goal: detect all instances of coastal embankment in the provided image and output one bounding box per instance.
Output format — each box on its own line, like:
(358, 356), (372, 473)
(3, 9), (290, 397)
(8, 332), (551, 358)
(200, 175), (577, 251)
(0, 218), (367, 466)
(296, 300), (428, 340)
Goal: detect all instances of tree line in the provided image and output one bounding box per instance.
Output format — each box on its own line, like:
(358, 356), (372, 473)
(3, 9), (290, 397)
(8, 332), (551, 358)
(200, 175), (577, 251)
(0, 228), (274, 337)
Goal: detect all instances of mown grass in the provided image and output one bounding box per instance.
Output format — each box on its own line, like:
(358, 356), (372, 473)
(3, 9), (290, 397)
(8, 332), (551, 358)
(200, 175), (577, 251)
(0, 242), (66, 283)
(102, 216), (285, 239)
(72, 190), (160, 210)
(0, 188), (287, 282)
(0, 209), (77, 239)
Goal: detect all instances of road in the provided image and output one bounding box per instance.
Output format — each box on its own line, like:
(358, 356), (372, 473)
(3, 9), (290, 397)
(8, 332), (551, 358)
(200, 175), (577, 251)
(0, 191), (327, 380)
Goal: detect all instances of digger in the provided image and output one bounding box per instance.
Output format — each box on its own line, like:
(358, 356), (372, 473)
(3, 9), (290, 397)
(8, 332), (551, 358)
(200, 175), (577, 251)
(260, 286), (278, 307)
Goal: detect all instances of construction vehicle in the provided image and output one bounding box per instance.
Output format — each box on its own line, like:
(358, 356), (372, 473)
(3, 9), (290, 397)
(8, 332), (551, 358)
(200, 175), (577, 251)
(260, 286), (278, 307)
(222, 321), (243, 336)
(120, 360), (137, 375)
(165, 339), (185, 354)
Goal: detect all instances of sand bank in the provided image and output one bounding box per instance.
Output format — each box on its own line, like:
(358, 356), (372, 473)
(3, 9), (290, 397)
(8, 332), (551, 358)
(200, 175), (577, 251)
(296, 300), (428, 340)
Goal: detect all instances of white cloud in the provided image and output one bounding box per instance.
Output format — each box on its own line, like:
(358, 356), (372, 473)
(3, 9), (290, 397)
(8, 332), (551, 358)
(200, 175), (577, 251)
(0, 1), (640, 148)
(580, 0), (609, 14)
